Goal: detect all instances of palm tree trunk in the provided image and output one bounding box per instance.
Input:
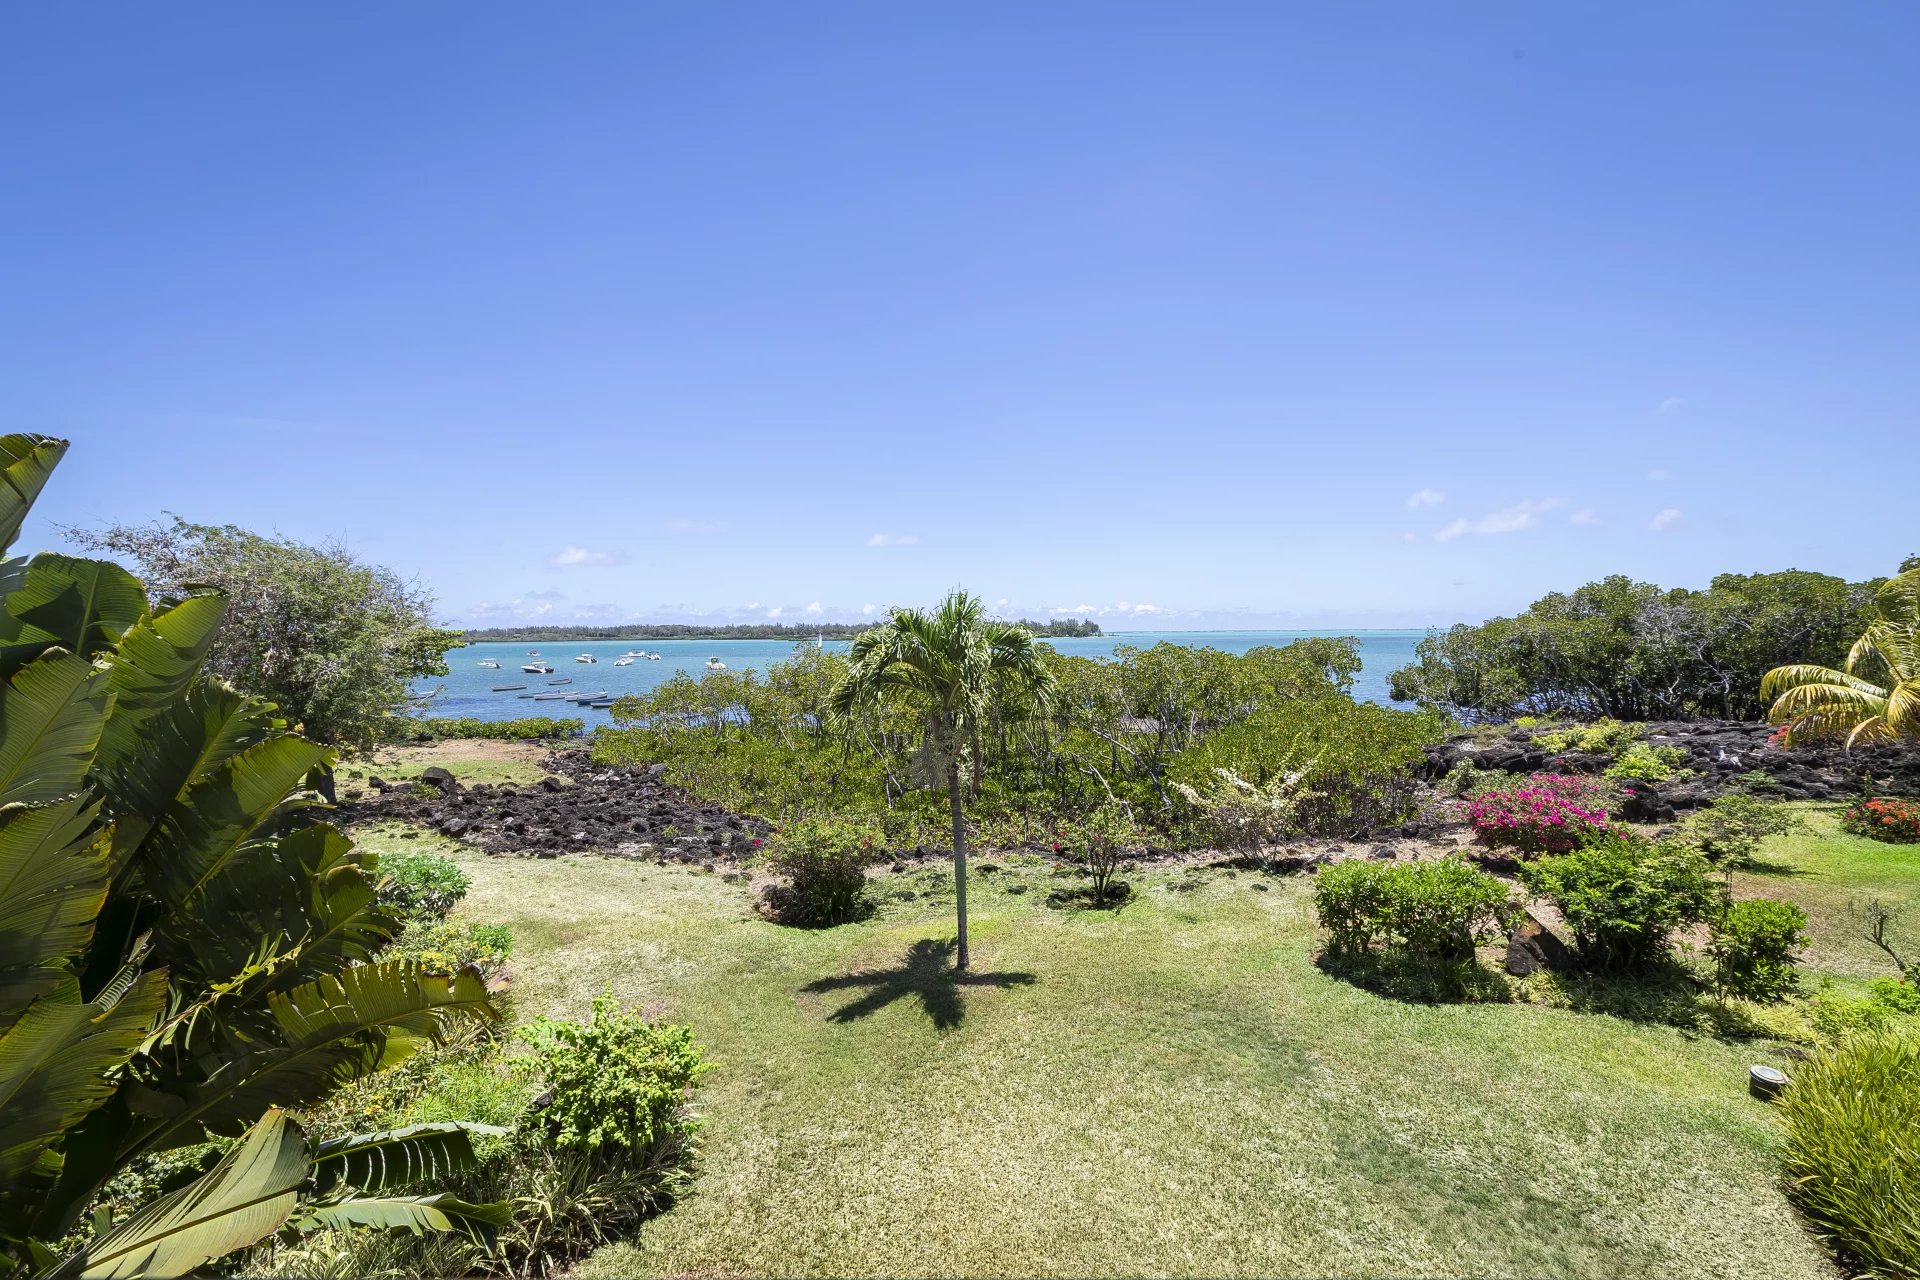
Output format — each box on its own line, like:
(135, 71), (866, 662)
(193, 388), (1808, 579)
(950, 760), (969, 970)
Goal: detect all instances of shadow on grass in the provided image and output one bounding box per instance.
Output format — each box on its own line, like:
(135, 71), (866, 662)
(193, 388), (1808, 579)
(801, 938), (1036, 1030)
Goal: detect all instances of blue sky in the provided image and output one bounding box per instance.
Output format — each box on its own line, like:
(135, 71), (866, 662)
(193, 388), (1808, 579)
(4, 3), (1915, 630)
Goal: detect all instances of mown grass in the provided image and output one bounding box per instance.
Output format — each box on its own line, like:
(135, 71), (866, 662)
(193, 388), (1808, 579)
(443, 845), (1847, 1279)
(341, 739), (557, 792)
(1729, 803), (1920, 984)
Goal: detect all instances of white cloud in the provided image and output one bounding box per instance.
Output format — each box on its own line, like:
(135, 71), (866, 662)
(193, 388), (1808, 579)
(1647, 467), (1672, 482)
(1434, 498), (1562, 542)
(866, 532), (919, 547)
(1130, 602), (1162, 615)
(860, 603), (876, 615)
(1405, 488), (1446, 510)
(548, 545), (620, 567)
(1568, 508), (1600, 527)
(765, 606), (784, 618)
(804, 601), (823, 616)
(668, 518), (725, 535)
(1650, 507), (1683, 532)
(1656, 397), (1685, 415)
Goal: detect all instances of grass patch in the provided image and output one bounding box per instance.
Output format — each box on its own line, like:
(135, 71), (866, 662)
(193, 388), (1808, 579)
(342, 739), (556, 791)
(1729, 804), (1920, 983)
(440, 848), (1837, 1279)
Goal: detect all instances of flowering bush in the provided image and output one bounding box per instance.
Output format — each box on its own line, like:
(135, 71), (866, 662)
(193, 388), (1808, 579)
(1462, 774), (1616, 856)
(1842, 796), (1920, 844)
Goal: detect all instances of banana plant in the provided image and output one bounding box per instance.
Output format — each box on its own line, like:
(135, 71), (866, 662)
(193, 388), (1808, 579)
(0, 436), (506, 1277)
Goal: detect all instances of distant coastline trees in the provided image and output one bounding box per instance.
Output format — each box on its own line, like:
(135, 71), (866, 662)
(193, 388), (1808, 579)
(1388, 569), (1882, 722)
(461, 618), (1102, 643)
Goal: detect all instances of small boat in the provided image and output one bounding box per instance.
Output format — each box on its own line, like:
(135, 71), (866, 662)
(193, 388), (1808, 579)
(528, 649), (541, 656)
(477, 659), (501, 669)
(575, 653), (597, 664)
(705, 657), (726, 671)
(624, 649), (646, 657)
(646, 652), (661, 660)
(521, 661), (555, 674)
(567, 691), (610, 704)
(547, 677), (572, 685)
(491, 684), (527, 692)
(613, 655), (635, 666)
(589, 699), (614, 709)
(531, 691), (574, 701)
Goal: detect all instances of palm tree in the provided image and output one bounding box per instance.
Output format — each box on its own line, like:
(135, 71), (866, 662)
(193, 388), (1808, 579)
(1762, 567), (1920, 747)
(829, 591), (1054, 969)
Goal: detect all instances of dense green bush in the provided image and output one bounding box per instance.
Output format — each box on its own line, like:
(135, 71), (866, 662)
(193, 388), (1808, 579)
(1603, 742), (1690, 783)
(1532, 718), (1645, 756)
(1167, 697), (1448, 836)
(1778, 1033), (1920, 1279)
(389, 919), (515, 982)
(1707, 899), (1807, 1002)
(1518, 834), (1719, 971)
(760, 814), (880, 925)
(1685, 793), (1805, 864)
(395, 715), (585, 741)
(516, 990), (710, 1165)
(1057, 802), (1141, 902)
(1314, 858), (1513, 963)
(379, 849), (474, 920)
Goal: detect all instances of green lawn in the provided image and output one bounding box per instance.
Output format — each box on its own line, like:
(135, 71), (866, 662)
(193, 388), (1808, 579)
(436, 833), (1873, 1280)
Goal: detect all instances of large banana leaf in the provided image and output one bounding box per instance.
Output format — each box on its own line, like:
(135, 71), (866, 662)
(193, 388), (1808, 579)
(0, 966), (167, 1195)
(159, 822), (396, 988)
(0, 652), (112, 809)
(0, 435), (67, 555)
(291, 1193), (512, 1247)
(311, 1121), (510, 1194)
(0, 556), (147, 676)
(127, 960), (495, 1154)
(0, 796), (107, 1026)
(94, 680), (284, 881)
(134, 733), (332, 923)
(53, 1108), (309, 1280)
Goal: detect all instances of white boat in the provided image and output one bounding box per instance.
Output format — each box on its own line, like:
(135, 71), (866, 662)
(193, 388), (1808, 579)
(477, 659), (501, 669)
(646, 651), (661, 660)
(528, 649), (541, 656)
(624, 649), (646, 657)
(521, 661), (555, 674)
(613, 655), (635, 667)
(575, 653), (597, 664)
(705, 657), (726, 671)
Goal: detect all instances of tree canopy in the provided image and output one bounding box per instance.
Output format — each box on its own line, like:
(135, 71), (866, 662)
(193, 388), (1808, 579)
(69, 517), (462, 755)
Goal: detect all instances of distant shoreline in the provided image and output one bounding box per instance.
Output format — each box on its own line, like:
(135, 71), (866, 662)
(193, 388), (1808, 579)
(459, 619), (1102, 643)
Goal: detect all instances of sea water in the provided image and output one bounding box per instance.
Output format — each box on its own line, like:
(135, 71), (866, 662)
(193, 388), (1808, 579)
(415, 630), (1430, 728)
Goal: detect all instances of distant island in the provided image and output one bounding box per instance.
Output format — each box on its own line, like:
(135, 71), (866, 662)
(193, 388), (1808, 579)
(459, 618), (1103, 642)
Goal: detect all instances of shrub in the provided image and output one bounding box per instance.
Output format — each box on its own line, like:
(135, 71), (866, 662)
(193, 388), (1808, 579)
(1685, 793), (1805, 864)
(515, 989), (710, 1168)
(761, 814), (879, 925)
(1518, 833), (1718, 971)
(1463, 773), (1617, 856)
(1734, 769), (1784, 794)
(1059, 802), (1140, 902)
(1707, 899), (1807, 1001)
(1603, 742), (1689, 783)
(1532, 718), (1645, 756)
(1843, 796), (1920, 844)
(1168, 697), (1447, 837)
(1778, 1034), (1920, 1279)
(392, 715), (585, 741)
(1172, 764), (1318, 852)
(1314, 857), (1513, 962)
(388, 919), (514, 982)
(378, 849), (473, 920)
(1810, 978), (1920, 1040)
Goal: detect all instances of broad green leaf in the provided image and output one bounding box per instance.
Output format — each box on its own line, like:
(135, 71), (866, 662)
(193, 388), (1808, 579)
(157, 822), (396, 989)
(56, 1108), (308, 1280)
(311, 1121), (509, 1195)
(0, 555), (146, 672)
(0, 796), (106, 1028)
(0, 651), (112, 808)
(130, 960), (495, 1151)
(0, 435), (67, 555)
(292, 1192), (512, 1247)
(135, 734), (331, 922)
(0, 966), (166, 1195)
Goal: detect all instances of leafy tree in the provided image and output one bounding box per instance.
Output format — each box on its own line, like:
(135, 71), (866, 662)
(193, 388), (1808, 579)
(67, 517), (462, 794)
(1762, 566), (1920, 746)
(827, 591), (1054, 969)
(0, 436), (503, 1275)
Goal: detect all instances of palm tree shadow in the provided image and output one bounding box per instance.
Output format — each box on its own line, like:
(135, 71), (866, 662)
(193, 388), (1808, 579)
(801, 938), (1036, 1030)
